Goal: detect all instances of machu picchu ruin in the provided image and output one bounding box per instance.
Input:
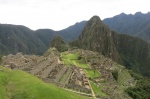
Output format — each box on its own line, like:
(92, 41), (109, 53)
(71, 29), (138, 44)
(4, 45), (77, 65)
(1, 48), (136, 99)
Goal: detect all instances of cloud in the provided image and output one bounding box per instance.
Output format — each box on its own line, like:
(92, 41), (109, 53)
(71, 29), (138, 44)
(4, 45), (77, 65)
(0, 0), (150, 30)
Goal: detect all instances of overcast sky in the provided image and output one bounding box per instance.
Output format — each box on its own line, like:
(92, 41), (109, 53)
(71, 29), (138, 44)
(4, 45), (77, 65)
(0, 0), (150, 30)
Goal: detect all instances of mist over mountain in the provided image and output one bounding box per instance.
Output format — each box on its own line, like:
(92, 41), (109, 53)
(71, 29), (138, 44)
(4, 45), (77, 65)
(103, 12), (150, 42)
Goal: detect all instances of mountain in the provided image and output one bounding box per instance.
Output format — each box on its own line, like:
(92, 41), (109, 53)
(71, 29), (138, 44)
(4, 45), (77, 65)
(50, 36), (68, 52)
(35, 29), (55, 46)
(0, 21), (86, 55)
(57, 21), (86, 42)
(0, 24), (47, 55)
(35, 21), (86, 45)
(72, 16), (122, 63)
(72, 16), (150, 77)
(103, 12), (150, 42)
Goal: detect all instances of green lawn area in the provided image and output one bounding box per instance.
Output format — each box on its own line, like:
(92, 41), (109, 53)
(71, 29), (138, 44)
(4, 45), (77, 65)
(90, 81), (107, 97)
(0, 66), (88, 99)
(84, 69), (100, 79)
(61, 53), (89, 68)
(61, 53), (79, 65)
(72, 61), (89, 68)
(61, 53), (79, 60)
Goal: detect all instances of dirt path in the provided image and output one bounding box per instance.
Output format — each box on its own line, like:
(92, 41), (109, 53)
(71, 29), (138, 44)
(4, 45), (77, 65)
(87, 79), (96, 98)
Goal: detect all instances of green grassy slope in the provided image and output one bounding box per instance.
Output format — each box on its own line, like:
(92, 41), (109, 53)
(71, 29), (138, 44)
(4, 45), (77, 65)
(84, 69), (100, 79)
(0, 66), (87, 99)
(90, 81), (106, 97)
(61, 53), (89, 68)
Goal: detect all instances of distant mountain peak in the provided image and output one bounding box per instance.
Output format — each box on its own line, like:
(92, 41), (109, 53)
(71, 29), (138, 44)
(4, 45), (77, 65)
(90, 15), (101, 22)
(76, 15), (121, 63)
(86, 15), (108, 30)
(134, 11), (143, 16)
(120, 12), (126, 15)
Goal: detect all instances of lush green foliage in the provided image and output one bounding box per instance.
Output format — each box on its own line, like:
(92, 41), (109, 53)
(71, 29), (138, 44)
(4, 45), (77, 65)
(0, 66), (87, 99)
(0, 24), (47, 55)
(112, 32), (150, 77)
(71, 15), (150, 77)
(0, 21), (86, 55)
(125, 71), (150, 99)
(50, 36), (69, 52)
(112, 70), (118, 80)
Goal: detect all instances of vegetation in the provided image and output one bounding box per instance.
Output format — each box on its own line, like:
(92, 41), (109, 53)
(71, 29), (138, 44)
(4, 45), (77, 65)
(0, 24), (47, 55)
(50, 36), (69, 52)
(112, 32), (150, 77)
(117, 69), (132, 86)
(90, 81), (106, 97)
(71, 15), (150, 77)
(103, 12), (150, 42)
(61, 53), (79, 65)
(61, 53), (89, 68)
(0, 66), (87, 99)
(112, 69), (118, 81)
(125, 71), (150, 99)
(84, 69), (100, 79)
(0, 55), (2, 64)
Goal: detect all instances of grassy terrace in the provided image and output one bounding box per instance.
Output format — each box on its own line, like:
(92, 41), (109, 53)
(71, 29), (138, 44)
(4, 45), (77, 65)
(0, 66), (88, 99)
(61, 51), (105, 98)
(84, 69), (100, 79)
(61, 52), (100, 79)
(61, 52), (89, 68)
(90, 81), (107, 97)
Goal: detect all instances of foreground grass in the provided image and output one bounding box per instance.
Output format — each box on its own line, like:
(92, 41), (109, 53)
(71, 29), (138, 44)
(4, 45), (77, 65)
(0, 66), (88, 99)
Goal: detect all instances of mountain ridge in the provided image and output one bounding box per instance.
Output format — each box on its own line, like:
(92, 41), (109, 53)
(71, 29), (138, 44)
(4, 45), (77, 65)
(0, 21), (86, 55)
(103, 12), (150, 42)
(71, 15), (150, 77)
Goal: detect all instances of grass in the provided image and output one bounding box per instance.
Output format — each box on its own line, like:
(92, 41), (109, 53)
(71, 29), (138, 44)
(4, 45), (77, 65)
(61, 53), (79, 65)
(90, 81), (107, 97)
(61, 53), (89, 68)
(84, 69), (100, 79)
(0, 66), (88, 99)
(61, 53), (79, 60)
(73, 61), (89, 68)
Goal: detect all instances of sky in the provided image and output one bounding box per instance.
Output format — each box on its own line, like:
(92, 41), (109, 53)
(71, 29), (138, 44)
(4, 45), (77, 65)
(0, 0), (150, 31)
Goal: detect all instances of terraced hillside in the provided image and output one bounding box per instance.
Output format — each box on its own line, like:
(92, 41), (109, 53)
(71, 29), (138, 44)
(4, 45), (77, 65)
(1, 49), (134, 99)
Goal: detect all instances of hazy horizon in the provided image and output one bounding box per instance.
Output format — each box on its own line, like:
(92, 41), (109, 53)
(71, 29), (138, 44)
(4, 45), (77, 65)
(0, 0), (150, 31)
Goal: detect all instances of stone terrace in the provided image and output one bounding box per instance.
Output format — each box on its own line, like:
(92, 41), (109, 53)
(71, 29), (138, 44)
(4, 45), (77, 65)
(1, 52), (92, 95)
